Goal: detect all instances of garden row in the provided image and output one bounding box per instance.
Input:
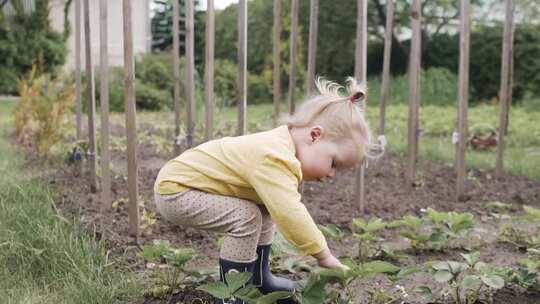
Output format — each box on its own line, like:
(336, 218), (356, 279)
(139, 204), (540, 304)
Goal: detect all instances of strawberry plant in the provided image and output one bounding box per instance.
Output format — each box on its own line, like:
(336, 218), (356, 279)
(298, 259), (417, 304)
(498, 205), (540, 250)
(352, 217), (395, 262)
(197, 271), (291, 304)
(141, 240), (211, 297)
(393, 209), (474, 251)
(416, 252), (505, 304)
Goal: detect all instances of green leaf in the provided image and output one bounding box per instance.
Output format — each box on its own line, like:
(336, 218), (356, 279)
(235, 286), (263, 302)
(414, 286), (433, 299)
(225, 271), (253, 294)
(364, 218), (387, 232)
(401, 215), (422, 228)
(301, 276), (327, 304)
(434, 270), (454, 283)
(361, 261), (400, 274)
(387, 265), (422, 282)
(318, 224), (344, 241)
(140, 239), (171, 260)
(474, 261), (488, 272)
(460, 252), (480, 266)
(387, 220), (403, 228)
(396, 265), (422, 279)
(486, 201), (512, 211)
(429, 231), (448, 243)
(432, 262), (451, 271)
(461, 275), (481, 290)
(523, 205), (540, 221)
(427, 208), (449, 224)
(481, 274), (505, 289)
(197, 282), (231, 299)
(164, 247), (196, 267)
(448, 261), (468, 274)
(447, 212), (474, 234)
(255, 291), (293, 304)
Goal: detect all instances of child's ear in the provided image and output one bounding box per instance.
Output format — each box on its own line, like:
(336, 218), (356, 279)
(310, 126), (324, 142)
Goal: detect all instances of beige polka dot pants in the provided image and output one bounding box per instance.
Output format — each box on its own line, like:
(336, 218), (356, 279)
(154, 189), (276, 263)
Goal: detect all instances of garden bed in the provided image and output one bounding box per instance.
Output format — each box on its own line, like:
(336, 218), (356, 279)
(24, 120), (540, 304)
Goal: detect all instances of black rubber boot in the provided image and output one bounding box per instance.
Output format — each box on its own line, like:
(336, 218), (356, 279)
(215, 258), (255, 304)
(253, 244), (296, 303)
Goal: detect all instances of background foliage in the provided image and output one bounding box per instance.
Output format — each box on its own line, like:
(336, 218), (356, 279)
(0, 0), (68, 95)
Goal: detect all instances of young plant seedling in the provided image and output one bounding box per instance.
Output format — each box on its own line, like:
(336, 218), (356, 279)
(298, 258), (414, 304)
(395, 209), (474, 252)
(352, 217), (392, 262)
(197, 271), (291, 304)
(416, 252), (505, 304)
(141, 240), (211, 297)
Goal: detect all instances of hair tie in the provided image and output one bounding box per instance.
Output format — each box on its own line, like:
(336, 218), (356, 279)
(348, 91), (365, 103)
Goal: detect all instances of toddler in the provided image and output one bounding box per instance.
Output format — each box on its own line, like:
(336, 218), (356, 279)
(154, 77), (376, 303)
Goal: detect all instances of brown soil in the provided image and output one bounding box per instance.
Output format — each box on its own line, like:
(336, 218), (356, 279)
(22, 124), (540, 304)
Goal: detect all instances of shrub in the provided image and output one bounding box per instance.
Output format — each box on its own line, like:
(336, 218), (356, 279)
(0, 0), (68, 94)
(13, 66), (74, 157)
(135, 82), (170, 111)
(213, 59), (238, 107)
(135, 53), (173, 91)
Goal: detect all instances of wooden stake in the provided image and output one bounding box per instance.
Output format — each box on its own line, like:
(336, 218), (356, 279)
(306, 0), (319, 94)
(503, 14), (515, 136)
(204, 0), (215, 141)
(406, 0), (422, 185)
(75, 0), (82, 140)
(186, 0), (195, 147)
(237, 0), (247, 135)
(379, 0), (394, 136)
(172, 0), (181, 156)
(496, 0), (514, 178)
(272, 0), (281, 124)
(456, 0), (471, 201)
(288, 0), (299, 115)
(122, 0), (140, 239)
(354, 0), (367, 213)
(83, 0), (98, 193)
(99, 0), (111, 210)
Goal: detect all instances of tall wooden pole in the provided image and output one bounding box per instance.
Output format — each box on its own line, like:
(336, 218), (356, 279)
(306, 0), (319, 94)
(75, 0), (82, 140)
(378, 0), (394, 136)
(406, 0), (422, 185)
(122, 0), (140, 239)
(172, 0), (181, 155)
(503, 10), (515, 136)
(83, 0), (97, 193)
(272, 0), (282, 124)
(99, 0), (111, 210)
(355, 0), (368, 213)
(288, 0), (299, 115)
(496, 0), (514, 178)
(237, 0), (247, 135)
(186, 0), (195, 147)
(204, 0), (215, 141)
(456, 0), (471, 201)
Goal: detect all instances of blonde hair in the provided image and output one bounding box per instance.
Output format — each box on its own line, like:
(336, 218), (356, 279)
(281, 77), (379, 165)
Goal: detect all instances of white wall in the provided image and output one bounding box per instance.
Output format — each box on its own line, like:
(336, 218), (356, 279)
(49, 0), (151, 71)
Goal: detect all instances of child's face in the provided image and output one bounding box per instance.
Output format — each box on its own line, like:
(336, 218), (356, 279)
(296, 127), (359, 181)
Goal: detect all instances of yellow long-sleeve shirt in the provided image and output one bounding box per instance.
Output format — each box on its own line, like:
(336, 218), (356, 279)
(154, 125), (327, 256)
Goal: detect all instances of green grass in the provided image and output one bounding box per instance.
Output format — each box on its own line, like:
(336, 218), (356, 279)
(363, 103), (540, 179)
(117, 99), (539, 180)
(0, 100), (141, 303)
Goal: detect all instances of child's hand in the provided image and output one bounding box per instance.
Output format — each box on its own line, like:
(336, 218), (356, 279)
(313, 248), (350, 271)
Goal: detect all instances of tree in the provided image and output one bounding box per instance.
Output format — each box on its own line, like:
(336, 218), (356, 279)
(0, 0), (68, 94)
